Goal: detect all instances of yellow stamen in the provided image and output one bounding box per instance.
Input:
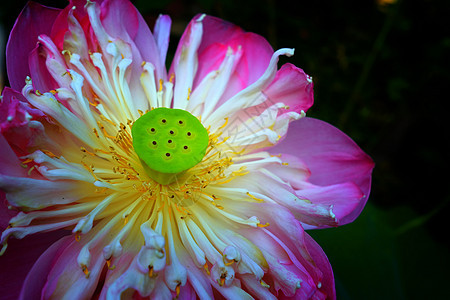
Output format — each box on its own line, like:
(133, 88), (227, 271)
(187, 87), (192, 100)
(27, 166), (36, 176)
(176, 284), (181, 298)
(257, 222), (270, 228)
(106, 258), (116, 270)
(282, 162), (289, 166)
(159, 79), (164, 92)
(100, 115), (116, 126)
(148, 265), (154, 277)
(81, 264), (90, 278)
(42, 149), (59, 159)
(80, 147), (95, 156)
(260, 280), (270, 288)
(203, 263), (210, 275)
(218, 117), (229, 130)
(246, 192), (264, 202)
(93, 128), (100, 139)
(75, 232), (81, 242)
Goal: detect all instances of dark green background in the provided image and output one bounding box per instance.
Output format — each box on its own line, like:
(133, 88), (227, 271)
(1, 0), (449, 298)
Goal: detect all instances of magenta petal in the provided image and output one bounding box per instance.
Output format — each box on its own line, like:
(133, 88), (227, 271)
(271, 117), (374, 225)
(6, 2), (60, 91)
(0, 231), (68, 300)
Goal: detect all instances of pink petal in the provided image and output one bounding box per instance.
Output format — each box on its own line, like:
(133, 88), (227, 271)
(303, 233), (336, 300)
(42, 237), (105, 299)
(172, 15), (273, 102)
(0, 192), (16, 230)
(28, 40), (59, 92)
(263, 63), (314, 114)
(296, 182), (363, 227)
(271, 117), (374, 225)
(153, 14), (172, 66)
(6, 2), (60, 91)
(217, 32), (274, 106)
(100, 0), (166, 80)
(0, 131), (27, 178)
(0, 231), (68, 300)
(50, 0), (92, 50)
(19, 235), (72, 300)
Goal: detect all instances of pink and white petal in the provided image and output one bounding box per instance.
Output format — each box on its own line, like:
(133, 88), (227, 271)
(28, 41), (59, 92)
(6, 2), (61, 91)
(19, 235), (71, 300)
(303, 233), (336, 300)
(196, 15), (244, 54)
(263, 63), (314, 114)
(271, 117), (374, 225)
(177, 248), (214, 299)
(42, 238), (105, 299)
(104, 256), (157, 299)
(50, 0), (95, 49)
(171, 14), (204, 109)
(209, 278), (253, 300)
(240, 274), (277, 300)
(100, 0), (166, 81)
(195, 15), (272, 87)
(296, 182), (364, 228)
(0, 175), (94, 209)
(264, 153), (311, 189)
(0, 231), (68, 300)
(153, 14), (172, 67)
(32, 35), (71, 90)
(193, 16), (274, 106)
(0, 88), (47, 155)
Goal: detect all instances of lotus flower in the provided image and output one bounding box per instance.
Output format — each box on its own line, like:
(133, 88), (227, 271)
(0, 0), (374, 299)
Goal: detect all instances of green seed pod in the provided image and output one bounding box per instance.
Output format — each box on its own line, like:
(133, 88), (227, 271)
(132, 108), (209, 185)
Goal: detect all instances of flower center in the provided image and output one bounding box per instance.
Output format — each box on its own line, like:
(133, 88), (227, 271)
(132, 108), (209, 185)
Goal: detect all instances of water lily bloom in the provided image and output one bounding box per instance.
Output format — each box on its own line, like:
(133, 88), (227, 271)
(0, 0), (374, 299)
